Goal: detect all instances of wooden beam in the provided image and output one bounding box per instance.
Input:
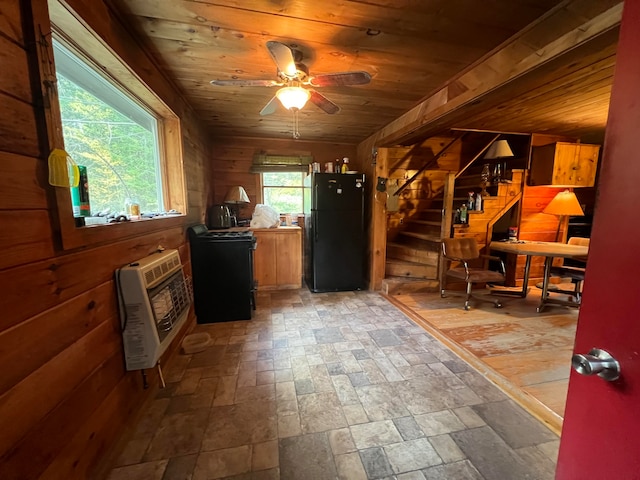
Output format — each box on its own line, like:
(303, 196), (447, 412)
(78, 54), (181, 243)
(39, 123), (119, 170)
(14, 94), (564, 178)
(360, 0), (622, 148)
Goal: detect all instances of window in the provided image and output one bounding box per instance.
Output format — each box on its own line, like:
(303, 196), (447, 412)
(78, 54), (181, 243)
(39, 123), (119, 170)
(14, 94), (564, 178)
(262, 172), (307, 215)
(53, 39), (163, 216)
(43, 0), (186, 250)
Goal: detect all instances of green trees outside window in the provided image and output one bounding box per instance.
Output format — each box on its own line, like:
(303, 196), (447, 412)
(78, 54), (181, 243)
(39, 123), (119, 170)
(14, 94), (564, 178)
(263, 172), (306, 215)
(54, 40), (163, 216)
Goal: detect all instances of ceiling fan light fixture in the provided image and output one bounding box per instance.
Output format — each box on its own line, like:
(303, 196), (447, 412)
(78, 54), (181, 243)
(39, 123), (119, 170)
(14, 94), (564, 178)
(276, 86), (310, 110)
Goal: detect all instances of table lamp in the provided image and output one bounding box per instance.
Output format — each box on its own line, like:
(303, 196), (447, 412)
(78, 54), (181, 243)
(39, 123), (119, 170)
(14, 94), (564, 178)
(483, 139), (514, 184)
(224, 185), (250, 225)
(543, 189), (584, 242)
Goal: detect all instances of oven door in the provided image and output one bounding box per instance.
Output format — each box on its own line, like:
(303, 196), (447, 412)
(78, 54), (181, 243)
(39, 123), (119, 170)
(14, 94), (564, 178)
(190, 237), (254, 322)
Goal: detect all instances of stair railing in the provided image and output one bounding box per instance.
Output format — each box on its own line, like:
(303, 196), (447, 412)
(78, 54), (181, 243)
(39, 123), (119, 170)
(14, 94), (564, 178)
(393, 133), (467, 197)
(455, 133), (501, 179)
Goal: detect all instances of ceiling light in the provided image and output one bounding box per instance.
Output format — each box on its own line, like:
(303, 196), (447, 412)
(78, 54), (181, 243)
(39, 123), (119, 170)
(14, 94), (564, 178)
(276, 86), (311, 110)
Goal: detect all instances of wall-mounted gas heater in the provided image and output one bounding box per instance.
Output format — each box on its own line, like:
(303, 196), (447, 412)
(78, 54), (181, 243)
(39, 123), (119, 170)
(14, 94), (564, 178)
(116, 249), (191, 371)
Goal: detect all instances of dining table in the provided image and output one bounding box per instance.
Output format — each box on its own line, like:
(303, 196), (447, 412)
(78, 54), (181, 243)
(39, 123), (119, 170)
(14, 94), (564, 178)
(489, 240), (589, 312)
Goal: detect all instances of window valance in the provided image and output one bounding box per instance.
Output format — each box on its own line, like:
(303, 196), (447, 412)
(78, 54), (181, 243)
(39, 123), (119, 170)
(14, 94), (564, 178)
(250, 154), (314, 173)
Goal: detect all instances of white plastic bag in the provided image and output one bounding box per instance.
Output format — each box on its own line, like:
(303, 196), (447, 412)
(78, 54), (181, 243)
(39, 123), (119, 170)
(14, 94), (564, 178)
(250, 204), (280, 228)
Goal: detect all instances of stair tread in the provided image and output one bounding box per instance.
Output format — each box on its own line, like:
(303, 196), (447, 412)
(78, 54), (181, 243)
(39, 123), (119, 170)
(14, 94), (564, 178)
(386, 258), (433, 266)
(384, 276), (437, 284)
(407, 219), (441, 226)
(381, 276), (440, 295)
(398, 231), (441, 242)
(387, 241), (440, 252)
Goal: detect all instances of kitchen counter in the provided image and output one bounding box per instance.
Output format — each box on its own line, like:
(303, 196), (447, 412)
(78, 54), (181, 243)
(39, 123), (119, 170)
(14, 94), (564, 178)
(216, 225), (302, 233)
(251, 227), (302, 290)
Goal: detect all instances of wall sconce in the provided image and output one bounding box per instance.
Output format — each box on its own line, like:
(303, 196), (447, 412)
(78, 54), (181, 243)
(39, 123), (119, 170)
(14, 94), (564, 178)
(543, 189), (584, 241)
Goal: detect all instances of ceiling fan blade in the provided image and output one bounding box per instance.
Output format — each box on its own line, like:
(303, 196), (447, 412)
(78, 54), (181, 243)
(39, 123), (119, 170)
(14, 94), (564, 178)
(309, 90), (340, 114)
(260, 96), (280, 116)
(210, 79), (280, 87)
(266, 41), (297, 78)
(309, 71), (371, 87)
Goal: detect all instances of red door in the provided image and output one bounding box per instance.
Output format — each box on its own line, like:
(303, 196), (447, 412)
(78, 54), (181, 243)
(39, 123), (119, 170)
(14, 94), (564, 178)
(556, 1), (640, 478)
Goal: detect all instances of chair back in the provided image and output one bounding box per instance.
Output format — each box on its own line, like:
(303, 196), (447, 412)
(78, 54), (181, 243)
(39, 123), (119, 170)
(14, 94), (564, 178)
(567, 237), (590, 247)
(566, 236), (589, 263)
(442, 237), (480, 261)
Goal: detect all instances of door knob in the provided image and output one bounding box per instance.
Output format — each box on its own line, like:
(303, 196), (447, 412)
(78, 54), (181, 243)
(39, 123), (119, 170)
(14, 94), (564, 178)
(571, 348), (620, 381)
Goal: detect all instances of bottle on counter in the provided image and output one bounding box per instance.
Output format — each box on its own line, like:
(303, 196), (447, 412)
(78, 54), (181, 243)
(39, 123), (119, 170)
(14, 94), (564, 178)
(335, 158), (341, 173)
(460, 204), (468, 224)
(341, 157), (349, 174)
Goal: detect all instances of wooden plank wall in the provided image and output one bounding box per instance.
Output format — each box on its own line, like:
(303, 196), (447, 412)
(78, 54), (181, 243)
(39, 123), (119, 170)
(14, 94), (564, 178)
(210, 138), (357, 220)
(0, 1), (212, 479)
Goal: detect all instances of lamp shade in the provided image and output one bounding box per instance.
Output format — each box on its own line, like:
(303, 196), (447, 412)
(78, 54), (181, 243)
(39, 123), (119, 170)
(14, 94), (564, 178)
(543, 189), (584, 216)
(484, 139), (514, 159)
(276, 86), (311, 110)
(224, 186), (250, 204)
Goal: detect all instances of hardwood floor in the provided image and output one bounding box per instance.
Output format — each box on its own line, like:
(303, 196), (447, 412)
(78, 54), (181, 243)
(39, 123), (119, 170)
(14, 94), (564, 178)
(385, 287), (579, 435)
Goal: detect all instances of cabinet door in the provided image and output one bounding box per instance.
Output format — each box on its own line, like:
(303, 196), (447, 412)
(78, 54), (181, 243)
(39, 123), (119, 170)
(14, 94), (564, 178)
(530, 142), (600, 187)
(550, 143), (579, 185)
(253, 231), (277, 288)
(276, 230), (302, 288)
(572, 144), (599, 187)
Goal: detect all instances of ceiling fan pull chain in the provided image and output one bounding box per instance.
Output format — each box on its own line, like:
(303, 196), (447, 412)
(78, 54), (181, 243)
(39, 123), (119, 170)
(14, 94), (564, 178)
(293, 109), (301, 139)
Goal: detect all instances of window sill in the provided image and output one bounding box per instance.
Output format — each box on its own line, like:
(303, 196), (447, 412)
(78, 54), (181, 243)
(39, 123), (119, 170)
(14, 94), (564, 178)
(55, 197), (188, 251)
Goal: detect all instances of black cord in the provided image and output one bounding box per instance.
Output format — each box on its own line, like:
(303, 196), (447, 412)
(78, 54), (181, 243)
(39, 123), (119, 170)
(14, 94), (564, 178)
(116, 268), (128, 332)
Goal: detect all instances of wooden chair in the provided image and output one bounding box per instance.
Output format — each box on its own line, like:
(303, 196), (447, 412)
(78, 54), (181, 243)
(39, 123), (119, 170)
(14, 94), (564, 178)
(538, 237), (589, 303)
(440, 237), (506, 310)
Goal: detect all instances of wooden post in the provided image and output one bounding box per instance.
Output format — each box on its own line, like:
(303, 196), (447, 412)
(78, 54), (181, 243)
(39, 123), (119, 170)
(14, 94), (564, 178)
(439, 172), (456, 292)
(369, 147), (389, 290)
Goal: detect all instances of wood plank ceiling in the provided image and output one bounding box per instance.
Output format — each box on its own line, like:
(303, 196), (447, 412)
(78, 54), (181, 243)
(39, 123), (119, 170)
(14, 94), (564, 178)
(106, 0), (620, 145)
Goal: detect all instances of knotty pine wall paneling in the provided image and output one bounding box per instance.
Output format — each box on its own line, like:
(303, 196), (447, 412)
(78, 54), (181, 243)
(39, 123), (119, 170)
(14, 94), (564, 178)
(211, 137), (357, 219)
(0, 1), (211, 479)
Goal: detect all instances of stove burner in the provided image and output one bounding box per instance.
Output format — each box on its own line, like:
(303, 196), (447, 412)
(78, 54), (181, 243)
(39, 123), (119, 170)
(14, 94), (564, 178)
(204, 230), (253, 239)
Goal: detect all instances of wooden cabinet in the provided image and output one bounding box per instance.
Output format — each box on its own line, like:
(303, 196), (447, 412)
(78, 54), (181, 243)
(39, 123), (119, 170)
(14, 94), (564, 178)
(252, 227), (302, 290)
(529, 142), (600, 187)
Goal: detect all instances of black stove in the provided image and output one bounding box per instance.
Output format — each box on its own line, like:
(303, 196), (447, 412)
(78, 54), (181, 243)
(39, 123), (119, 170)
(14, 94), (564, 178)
(188, 224), (256, 322)
(202, 230), (254, 240)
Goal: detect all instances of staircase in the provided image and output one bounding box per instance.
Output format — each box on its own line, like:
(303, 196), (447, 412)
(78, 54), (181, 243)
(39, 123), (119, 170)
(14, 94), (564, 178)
(380, 132), (525, 295)
(382, 194), (444, 295)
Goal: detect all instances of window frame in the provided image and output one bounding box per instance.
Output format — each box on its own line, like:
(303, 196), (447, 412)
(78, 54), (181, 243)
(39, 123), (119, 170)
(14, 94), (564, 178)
(53, 38), (166, 215)
(36, 0), (187, 250)
(260, 172), (308, 215)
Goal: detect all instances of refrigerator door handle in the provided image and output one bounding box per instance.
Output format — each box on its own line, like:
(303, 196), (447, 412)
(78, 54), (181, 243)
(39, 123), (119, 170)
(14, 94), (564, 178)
(314, 183), (318, 212)
(314, 214), (319, 242)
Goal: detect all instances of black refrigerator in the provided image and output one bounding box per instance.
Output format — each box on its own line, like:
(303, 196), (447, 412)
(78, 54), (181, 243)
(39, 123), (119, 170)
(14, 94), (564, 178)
(304, 172), (365, 292)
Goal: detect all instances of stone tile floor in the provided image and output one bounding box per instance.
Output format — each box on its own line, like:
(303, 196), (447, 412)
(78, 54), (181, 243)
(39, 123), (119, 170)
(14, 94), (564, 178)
(108, 289), (558, 480)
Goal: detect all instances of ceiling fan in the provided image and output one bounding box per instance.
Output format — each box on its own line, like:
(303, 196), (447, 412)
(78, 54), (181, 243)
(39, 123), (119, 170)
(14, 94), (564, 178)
(210, 41), (371, 116)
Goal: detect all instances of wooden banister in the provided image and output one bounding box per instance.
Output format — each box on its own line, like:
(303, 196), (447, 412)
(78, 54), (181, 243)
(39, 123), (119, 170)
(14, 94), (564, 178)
(393, 133), (467, 196)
